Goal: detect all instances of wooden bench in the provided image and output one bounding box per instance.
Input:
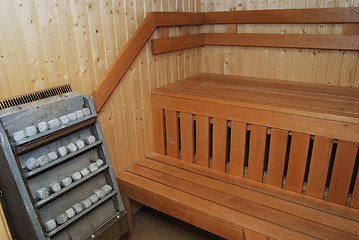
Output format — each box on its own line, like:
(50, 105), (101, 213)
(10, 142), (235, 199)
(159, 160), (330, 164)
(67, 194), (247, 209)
(117, 73), (359, 239)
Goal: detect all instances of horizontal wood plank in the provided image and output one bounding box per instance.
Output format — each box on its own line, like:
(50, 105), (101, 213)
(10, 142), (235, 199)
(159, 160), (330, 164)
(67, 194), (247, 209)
(204, 8), (359, 24)
(151, 34), (204, 55)
(204, 33), (359, 51)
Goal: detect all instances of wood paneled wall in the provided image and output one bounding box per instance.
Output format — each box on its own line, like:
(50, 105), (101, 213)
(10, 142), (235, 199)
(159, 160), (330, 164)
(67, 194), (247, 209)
(200, 0), (359, 86)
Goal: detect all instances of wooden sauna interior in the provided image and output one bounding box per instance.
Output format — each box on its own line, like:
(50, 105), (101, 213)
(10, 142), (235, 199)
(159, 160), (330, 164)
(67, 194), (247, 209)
(1, 0), (359, 239)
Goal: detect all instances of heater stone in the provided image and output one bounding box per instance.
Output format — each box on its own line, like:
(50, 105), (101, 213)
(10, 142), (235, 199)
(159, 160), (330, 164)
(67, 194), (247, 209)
(67, 113), (77, 122)
(57, 146), (67, 157)
(89, 163), (98, 173)
(37, 155), (49, 166)
(75, 140), (85, 149)
(36, 187), (49, 200)
(73, 203), (83, 214)
(81, 198), (92, 209)
(47, 151), (58, 161)
(60, 177), (72, 187)
(94, 189), (105, 199)
(44, 219), (56, 232)
(102, 185), (113, 195)
(89, 194), (99, 204)
(75, 110), (84, 119)
(25, 157), (40, 171)
(25, 125), (37, 137)
(96, 159), (104, 167)
(71, 171), (82, 181)
(58, 115), (69, 125)
(85, 135), (96, 145)
(37, 121), (48, 133)
(82, 108), (91, 116)
(56, 213), (68, 225)
(80, 167), (90, 177)
(47, 118), (61, 129)
(49, 182), (61, 193)
(66, 143), (77, 153)
(65, 208), (76, 219)
(13, 130), (26, 142)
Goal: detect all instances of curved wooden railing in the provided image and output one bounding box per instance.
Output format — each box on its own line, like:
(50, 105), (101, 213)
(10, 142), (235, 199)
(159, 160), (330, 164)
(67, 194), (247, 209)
(92, 8), (359, 112)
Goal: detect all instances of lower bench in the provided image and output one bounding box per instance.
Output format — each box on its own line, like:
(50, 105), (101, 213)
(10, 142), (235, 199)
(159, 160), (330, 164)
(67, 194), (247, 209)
(117, 153), (359, 240)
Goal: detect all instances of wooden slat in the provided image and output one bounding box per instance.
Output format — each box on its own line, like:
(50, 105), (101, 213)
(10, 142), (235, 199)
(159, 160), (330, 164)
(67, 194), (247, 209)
(285, 132), (310, 193)
(343, 23), (359, 35)
(306, 136), (333, 199)
(327, 140), (358, 205)
(196, 115), (210, 167)
(229, 121), (247, 176)
(92, 13), (156, 111)
(244, 228), (267, 240)
(180, 112), (194, 163)
(152, 108), (166, 154)
(165, 109), (179, 158)
(204, 8), (359, 24)
(204, 33), (359, 51)
(266, 129), (288, 188)
(212, 118), (228, 172)
(350, 168), (359, 209)
(151, 34), (204, 55)
(247, 125), (267, 182)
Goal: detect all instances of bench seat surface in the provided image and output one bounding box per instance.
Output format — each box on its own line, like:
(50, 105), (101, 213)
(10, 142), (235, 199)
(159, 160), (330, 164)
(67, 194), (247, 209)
(117, 153), (359, 240)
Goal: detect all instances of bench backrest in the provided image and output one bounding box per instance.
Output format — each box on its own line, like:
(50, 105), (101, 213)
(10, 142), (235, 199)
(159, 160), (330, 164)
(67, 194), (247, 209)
(151, 79), (359, 209)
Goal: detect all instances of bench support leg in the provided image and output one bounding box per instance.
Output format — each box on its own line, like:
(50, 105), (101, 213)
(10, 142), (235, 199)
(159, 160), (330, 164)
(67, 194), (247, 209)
(122, 195), (134, 236)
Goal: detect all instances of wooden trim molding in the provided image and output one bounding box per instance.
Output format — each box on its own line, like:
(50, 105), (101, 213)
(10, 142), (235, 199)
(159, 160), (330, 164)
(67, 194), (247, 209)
(92, 7), (359, 112)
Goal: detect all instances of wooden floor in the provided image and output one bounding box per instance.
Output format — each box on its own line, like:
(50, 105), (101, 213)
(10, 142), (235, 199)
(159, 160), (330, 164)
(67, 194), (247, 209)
(122, 207), (225, 240)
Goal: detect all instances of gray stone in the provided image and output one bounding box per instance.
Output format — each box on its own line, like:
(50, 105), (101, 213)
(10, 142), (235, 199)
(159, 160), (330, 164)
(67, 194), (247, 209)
(94, 189), (105, 199)
(56, 213), (68, 225)
(72, 203), (83, 214)
(81, 198), (91, 209)
(85, 135), (96, 145)
(25, 157), (40, 171)
(96, 159), (104, 167)
(57, 146), (67, 157)
(36, 187), (49, 200)
(47, 151), (58, 161)
(75, 110), (84, 119)
(58, 115), (69, 125)
(80, 167), (90, 177)
(65, 208), (76, 219)
(102, 184), (113, 195)
(37, 155), (49, 166)
(49, 182), (61, 193)
(25, 125), (37, 137)
(44, 219), (56, 232)
(67, 112), (77, 122)
(60, 177), (72, 187)
(37, 121), (48, 133)
(71, 171), (82, 181)
(66, 143), (77, 153)
(74, 139), (85, 149)
(13, 130), (26, 142)
(47, 118), (61, 129)
(82, 108), (91, 116)
(89, 194), (99, 204)
(88, 163), (98, 173)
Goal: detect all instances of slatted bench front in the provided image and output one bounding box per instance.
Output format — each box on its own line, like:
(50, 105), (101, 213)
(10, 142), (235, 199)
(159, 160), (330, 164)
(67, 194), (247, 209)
(117, 73), (359, 240)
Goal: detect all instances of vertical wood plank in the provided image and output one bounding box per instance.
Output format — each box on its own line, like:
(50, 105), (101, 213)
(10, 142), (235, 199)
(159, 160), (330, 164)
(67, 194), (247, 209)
(285, 132), (310, 193)
(244, 228), (267, 240)
(350, 167), (359, 209)
(152, 108), (165, 154)
(196, 115), (210, 167)
(306, 136), (333, 199)
(266, 129), (288, 188)
(327, 140), (358, 205)
(229, 121), (247, 177)
(247, 125), (267, 182)
(165, 109), (179, 158)
(212, 118), (228, 172)
(180, 112), (194, 162)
